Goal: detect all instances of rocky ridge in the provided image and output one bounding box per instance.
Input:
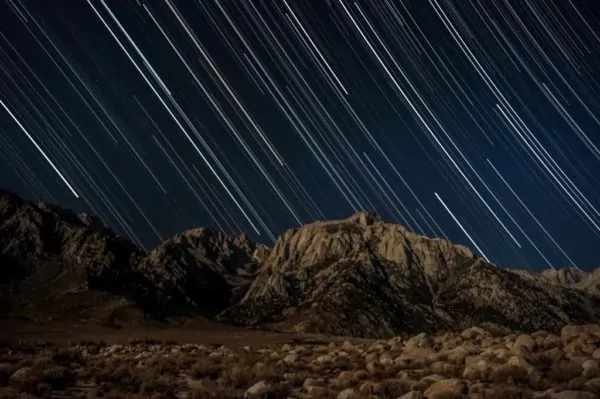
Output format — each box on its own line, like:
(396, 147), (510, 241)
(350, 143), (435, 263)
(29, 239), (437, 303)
(2, 189), (600, 338)
(137, 228), (261, 316)
(224, 212), (600, 337)
(0, 190), (256, 322)
(0, 189), (149, 322)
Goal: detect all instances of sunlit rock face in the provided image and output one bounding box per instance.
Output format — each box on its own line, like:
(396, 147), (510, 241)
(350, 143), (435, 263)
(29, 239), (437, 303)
(223, 211), (600, 338)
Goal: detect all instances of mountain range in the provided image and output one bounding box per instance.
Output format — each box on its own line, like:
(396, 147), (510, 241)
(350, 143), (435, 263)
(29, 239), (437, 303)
(1, 189), (600, 338)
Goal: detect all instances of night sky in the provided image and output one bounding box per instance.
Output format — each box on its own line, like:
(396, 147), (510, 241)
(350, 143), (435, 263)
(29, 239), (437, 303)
(1, 0), (600, 271)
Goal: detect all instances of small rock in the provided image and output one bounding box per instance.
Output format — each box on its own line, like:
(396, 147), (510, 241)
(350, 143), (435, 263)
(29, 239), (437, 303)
(493, 347), (510, 360)
(364, 352), (378, 363)
(369, 340), (390, 352)
(462, 357), (489, 379)
(430, 361), (455, 376)
(421, 374), (446, 383)
(585, 377), (600, 390)
(512, 334), (536, 353)
(405, 333), (431, 351)
(337, 388), (356, 399)
(379, 351), (394, 365)
(282, 372), (297, 381)
(582, 359), (599, 370)
(281, 344), (292, 352)
(303, 378), (324, 389)
(388, 336), (404, 349)
(337, 370), (355, 380)
(281, 353), (299, 364)
(446, 345), (471, 363)
(358, 381), (378, 394)
(468, 382), (487, 394)
(365, 360), (379, 373)
(245, 380), (269, 397)
(507, 355), (535, 374)
(343, 341), (360, 354)
(9, 367), (32, 382)
(315, 354), (332, 364)
(582, 363), (600, 378)
(542, 334), (561, 349)
(395, 355), (426, 369)
(461, 326), (487, 340)
(465, 355), (489, 369)
(561, 325), (600, 342)
(424, 378), (466, 399)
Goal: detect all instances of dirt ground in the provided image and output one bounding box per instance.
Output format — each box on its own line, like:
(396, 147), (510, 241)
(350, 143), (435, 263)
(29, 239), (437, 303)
(0, 318), (374, 348)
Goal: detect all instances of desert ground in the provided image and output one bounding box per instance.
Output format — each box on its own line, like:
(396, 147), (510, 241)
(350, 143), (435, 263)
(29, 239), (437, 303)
(1, 321), (600, 399)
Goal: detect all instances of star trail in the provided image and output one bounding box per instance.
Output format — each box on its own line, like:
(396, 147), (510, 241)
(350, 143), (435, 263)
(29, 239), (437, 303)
(1, 0), (600, 271)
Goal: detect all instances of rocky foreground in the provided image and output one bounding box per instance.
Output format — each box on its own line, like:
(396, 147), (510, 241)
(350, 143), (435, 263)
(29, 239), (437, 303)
(2, 325), (600, 399)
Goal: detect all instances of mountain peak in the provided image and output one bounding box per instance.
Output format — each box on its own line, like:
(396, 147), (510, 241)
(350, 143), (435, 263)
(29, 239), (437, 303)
(224, 211), (600, 337)
(2, 189), (600, 338)
(344, 210), (383, 226)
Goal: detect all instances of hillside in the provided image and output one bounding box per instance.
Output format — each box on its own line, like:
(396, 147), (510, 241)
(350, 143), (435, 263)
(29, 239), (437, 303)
(2, 190), (600, 338)
(223, 212), (600, 337)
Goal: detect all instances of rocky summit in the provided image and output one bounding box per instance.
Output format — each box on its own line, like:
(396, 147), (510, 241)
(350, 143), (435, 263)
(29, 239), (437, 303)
(223, 212), (600, 337)
(2, 189), (600, 338)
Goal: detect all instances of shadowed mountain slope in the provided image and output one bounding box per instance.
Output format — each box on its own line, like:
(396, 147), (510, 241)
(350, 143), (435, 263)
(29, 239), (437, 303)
(0, 190), (256, 323)
(2, 190), (600, 337)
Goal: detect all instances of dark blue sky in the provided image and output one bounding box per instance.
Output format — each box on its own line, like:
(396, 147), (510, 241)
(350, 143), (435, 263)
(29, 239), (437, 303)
(1, 0), (600, 271)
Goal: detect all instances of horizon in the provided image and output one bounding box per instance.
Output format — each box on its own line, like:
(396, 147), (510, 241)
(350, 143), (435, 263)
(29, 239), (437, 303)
(2, 187), (596, 273)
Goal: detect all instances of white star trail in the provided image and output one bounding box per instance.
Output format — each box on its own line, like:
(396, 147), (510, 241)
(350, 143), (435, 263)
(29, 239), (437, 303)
(0, 98), (79, 198)
(1, 0), (599, 270)
(435, 192), (490, 263)
(340, 0), (523, 248)
(164, 0), (285, 167)
(487, 159), (577, 268)
(87, 0), (265, 235)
